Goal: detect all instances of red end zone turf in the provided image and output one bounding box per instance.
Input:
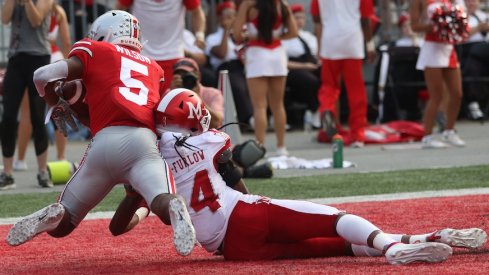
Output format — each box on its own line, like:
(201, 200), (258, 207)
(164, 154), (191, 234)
(2, 195), (488, 274)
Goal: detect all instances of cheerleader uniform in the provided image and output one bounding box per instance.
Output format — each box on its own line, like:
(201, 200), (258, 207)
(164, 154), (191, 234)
(244, 17), (288, 78)
(416, 0), (465, 70)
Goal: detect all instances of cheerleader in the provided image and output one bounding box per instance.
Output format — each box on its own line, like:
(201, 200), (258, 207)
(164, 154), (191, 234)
(233, 0), (298, 156)
(410, 0), (467, 148)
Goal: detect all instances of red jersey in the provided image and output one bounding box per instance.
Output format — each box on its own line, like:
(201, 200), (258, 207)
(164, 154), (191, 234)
(68, 40), (165, 135)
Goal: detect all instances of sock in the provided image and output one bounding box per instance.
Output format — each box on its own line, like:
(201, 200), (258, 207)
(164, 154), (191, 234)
(386, 232), (434, 244)
(351, 244), (383, 257)
(336, 214), (396, 250)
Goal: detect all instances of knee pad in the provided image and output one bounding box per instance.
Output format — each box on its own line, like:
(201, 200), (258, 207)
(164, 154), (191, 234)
(232, 140), (266, 168)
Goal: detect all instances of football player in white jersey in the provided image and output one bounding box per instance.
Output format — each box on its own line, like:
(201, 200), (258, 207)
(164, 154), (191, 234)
(110, 89), (487, 265)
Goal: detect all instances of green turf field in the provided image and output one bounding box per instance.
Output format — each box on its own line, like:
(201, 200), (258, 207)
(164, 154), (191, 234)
(1, 165), (488, 218)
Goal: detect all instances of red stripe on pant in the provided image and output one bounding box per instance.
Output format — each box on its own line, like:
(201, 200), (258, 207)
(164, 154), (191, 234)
(318, 58), (367, 142)
(222, 201), (347, 260)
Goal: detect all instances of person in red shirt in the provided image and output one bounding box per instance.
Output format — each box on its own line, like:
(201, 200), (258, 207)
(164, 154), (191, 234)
(311, 0), (376, 148)
(6, 10), (196, 257)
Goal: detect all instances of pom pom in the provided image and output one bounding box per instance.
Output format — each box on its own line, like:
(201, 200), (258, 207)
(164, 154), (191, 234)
(431, 4), (469, 44)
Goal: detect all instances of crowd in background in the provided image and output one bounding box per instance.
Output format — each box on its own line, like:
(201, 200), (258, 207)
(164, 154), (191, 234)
(1, 0), (489, 190)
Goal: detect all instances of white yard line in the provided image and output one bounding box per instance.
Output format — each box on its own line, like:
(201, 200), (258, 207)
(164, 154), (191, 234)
(2, 187), (489, 225)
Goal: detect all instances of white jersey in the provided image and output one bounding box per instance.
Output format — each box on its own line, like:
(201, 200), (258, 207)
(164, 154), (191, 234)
(315, 0), (365, 59)
(129, 0), (188, 60)
(159, 130), (261, 252)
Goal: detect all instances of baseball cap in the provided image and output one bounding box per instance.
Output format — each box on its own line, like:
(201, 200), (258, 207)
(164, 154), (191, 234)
(217, 1), (236, 16)
(173, 58), (200, 73)
(398, 12), (410, 27)
(291, 4), (304, 14)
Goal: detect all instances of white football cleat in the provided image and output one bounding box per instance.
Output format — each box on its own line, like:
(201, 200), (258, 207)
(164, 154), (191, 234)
(7, 203), (65, 246)
(169, 197), (196, 256)
(428, 228), (488, 249)
(384, 242), (452, 265)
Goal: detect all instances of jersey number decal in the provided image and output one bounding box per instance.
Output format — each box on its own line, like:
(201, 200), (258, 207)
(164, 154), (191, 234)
(190, 170), (221, 212)
(119, 57), (149, 106)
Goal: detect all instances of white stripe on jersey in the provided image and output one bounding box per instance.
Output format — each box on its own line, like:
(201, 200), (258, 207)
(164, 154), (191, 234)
(74, 41), (92, 45)
(69, 47), (93, 57)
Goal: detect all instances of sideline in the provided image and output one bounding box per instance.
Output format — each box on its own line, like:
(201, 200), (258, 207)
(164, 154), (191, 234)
(2, 187), (489, 225)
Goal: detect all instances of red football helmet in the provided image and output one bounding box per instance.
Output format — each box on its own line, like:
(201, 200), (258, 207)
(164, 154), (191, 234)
(155, 88), (211, 136)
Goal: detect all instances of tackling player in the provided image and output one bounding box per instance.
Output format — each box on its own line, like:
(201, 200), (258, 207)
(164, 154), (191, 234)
(110, 88), (487, 265)
(6, 10), (196, 256)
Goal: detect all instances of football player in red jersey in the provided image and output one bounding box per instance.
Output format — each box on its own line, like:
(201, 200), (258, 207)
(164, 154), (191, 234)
(110, 89), (487, 265)
(6, 10), (196, 256)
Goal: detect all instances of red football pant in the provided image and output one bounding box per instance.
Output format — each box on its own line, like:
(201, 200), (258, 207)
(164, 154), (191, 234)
(318, 58), (367, 142)
(156, 58), (180, 93)
(222, 200), (349, 260)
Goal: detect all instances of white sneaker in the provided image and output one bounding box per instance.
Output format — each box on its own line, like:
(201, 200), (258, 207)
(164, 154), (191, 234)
(428, 228), (488, 249)
(169, 197), (196, 256)
(276, 147), (289, 157)
(421, 135), (448, 149)
(7, 203), (65, 246)
(13, 160), (28, 171)
(442, 130), (466, 147)
(384, 242), (452, 265)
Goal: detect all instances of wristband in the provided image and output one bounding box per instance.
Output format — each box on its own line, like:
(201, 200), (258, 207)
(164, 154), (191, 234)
(135, 207), (150, 222)
(195, 31), (205, 41)
(366, 40), (375, 52)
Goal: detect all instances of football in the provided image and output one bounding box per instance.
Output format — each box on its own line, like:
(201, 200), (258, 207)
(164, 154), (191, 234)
(60, 80), (90, 127)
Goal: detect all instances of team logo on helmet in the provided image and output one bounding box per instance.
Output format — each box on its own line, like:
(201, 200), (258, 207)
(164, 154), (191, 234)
(88, 10), (143, 51)
(155, 88), (211, 136)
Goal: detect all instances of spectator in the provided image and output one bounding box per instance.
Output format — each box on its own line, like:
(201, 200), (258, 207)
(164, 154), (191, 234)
(7, 10), (197, 257)
(116, 0), (206, 92)
(15, 2), (72, 170)
(183, 29), (217, 88)
(205, 0), (253, 125)
(282, 3), (321, 129)
(170, 59), (272, 178)
(387, 12), (426, 121)
(396, 12), (424, 47)
(233, 0), (298, 156)
(1, 0), (54, 190)
(170, 57), (224, 128)
(60, 0), (107, 41)
(410, 0), (466, 148)
(460, 0), (489, 120)
(311, 0), (376, 148)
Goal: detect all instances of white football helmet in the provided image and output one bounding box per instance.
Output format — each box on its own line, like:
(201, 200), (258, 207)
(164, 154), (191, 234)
(87, 10), (143, 51)
(155, 88), (211, 136)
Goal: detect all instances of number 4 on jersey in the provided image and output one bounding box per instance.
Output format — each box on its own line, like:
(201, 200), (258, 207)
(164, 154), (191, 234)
(190, 170), (221, 212)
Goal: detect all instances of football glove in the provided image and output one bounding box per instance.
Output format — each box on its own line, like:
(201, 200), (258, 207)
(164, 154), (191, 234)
(50, 99), (79, 137)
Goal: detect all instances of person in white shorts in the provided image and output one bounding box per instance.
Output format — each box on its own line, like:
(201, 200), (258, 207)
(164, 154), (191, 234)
(232, 0), (298, 157)
(110, 88), (487, 265)
(411, 0), (467, 148)
(6, 10), (196, 257)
